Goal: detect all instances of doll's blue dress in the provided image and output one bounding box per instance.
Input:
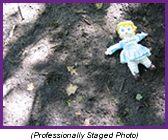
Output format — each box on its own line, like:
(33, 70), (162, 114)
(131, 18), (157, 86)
(106, 33), (151, 63)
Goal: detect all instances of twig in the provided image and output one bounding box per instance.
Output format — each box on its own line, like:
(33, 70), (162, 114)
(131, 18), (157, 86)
(144, 101), (148, 107)
(18, 6), (25, 21)
(9, 25), (16, 38)
(83, 18), (91, 25)
(106, 85), (110, 94)
(75, 9), (87, 14)
(119, 79), (125, 93)
(161, 24), (165, 29)
(102, 26), (106, 30)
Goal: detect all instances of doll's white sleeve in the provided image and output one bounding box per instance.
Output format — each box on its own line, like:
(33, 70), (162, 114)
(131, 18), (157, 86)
(105, 41), (123, 55)
(134, 32), (148, 42)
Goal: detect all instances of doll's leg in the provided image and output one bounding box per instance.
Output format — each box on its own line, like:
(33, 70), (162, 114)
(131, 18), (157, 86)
(127, 61), (140, 80)
(140, 56), (156, 70)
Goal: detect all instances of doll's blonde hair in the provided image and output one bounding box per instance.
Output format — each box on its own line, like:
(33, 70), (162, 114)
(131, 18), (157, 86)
(116, 21), (137, 39)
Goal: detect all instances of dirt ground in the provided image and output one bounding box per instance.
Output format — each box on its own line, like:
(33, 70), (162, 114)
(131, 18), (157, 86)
(3, 3), (165, 126)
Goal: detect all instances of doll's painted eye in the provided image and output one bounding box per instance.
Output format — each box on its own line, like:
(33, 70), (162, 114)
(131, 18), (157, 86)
(121, 29), (125, 32)
(128, 28), (131, 31)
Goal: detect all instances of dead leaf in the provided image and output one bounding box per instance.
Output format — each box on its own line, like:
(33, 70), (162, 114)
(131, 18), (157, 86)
(95, 3), (103, 10)
(145, 3), (150, 7)
(84, 119), (90, 126)
(66, 84), (78, 96)
(75, 112), (81, 116)
(27, 83), (34, 91)
(67, 66), (79, 76)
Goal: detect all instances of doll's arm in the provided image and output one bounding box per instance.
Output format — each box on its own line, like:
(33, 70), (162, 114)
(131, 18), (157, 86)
(135, 32), (148, 42)
(105, 42), (123, 55)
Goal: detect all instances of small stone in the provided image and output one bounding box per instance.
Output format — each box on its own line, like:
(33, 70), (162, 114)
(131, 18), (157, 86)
(75, 62), (78, 66)
(84, 119), (90, 126)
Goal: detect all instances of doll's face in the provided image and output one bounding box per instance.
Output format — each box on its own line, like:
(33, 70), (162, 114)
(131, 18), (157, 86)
(119, 25), (134, 39)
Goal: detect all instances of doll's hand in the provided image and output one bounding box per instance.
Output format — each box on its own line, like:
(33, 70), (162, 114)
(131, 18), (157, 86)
(105, 49), (113, 55)
(105, 51), (110, 55)
(141, 32), (148, 36)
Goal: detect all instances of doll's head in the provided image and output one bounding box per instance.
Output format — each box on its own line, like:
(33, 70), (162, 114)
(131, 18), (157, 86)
(116, 21), (137, 39)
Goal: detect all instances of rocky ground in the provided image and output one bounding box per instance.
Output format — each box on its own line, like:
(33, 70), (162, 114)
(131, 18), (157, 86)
(3, 3), (165, 126)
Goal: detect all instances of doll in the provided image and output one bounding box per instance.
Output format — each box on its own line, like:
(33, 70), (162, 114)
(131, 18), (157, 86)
(105, 21), (156, 80)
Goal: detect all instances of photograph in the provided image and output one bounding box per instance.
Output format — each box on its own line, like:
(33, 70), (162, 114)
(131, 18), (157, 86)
(3, 3), (165, 126)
